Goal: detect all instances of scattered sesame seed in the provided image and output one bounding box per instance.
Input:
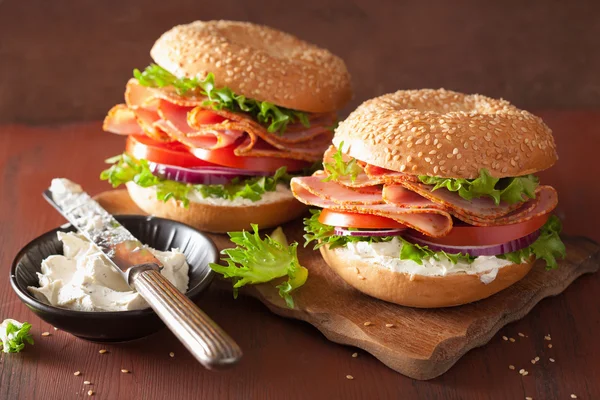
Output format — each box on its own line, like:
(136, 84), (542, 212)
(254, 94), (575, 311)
(531, 360), (536, 364)
(53, 327), (58, 331)
(509, 338), (516, 343)
(87, 390), (94, 396)
(121, 369), (130, 374)
(509, 365), (515, 370)
(346, 375), (354, 380)
(523, 371), (529, 376)
(526, 397), (533, 400)
(570, 394), (577, 399)
(363, 322), (372, 326)
(351, 353), (358, 358)
(169, 352), (175, 358)
(519, 369), (525, 374)
(549, 358), (555, 362)
(99, 349), (108, 354)
(518, 333), (525, 337)
(83, 381), (91, 385)
(544, 335), (551, 341)
(548, 344), (553, 348)
(41, 332), (51, 337)
(385, 324), (394, 328)
(74, 371), (81, 376)
(534, 356), (540, 361)
(502, 336), (508, 341)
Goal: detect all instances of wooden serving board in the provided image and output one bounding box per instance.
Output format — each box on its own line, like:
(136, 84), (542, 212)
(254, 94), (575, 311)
(95, 190), (600, 380)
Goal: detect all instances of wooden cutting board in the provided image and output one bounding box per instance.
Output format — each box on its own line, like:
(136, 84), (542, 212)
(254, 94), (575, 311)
(95, 189), (600, 380)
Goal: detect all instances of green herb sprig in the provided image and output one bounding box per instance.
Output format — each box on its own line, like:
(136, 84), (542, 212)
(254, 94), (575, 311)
(322, 141), (363, 183)
(210, 225), (308, 308)
(1, 320), (34, 353)
(133, 64), (309, 134)
(419, 169), (539, 205)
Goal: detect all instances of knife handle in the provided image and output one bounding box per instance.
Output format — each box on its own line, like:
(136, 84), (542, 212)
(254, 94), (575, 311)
(131, 268), (242, 369)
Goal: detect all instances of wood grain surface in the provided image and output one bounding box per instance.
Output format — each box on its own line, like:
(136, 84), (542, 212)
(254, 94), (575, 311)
(93, 188), (600, 380)
(0, 114), (598, 399)
(1, 0), (599, 123)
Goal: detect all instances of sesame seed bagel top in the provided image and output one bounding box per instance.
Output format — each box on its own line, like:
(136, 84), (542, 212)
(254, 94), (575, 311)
(333, 89), (558, 179)
(150, 20), (352, 113)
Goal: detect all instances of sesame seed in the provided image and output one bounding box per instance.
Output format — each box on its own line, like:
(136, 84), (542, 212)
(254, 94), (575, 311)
(74, 371), (81, 376)
(53, 327), (58, 331)
(534, 356), (540, 361)
(519, 369), (525, 374)
(544, 334), (551, 341)
(571, 394), (577, 398)
(509, 365), (515, 370)
(41, 332), (51, 337)
(549, 358), (555, 362)
(351, 352), (358, 358)
(169, 352), (175, 358)
(346, 375), (354, 380)
(363, 322), (372, 326)
(88, 390), (94, 396)
(526, 397), (533, 400)
(385, 324), (394, 328)
(99, 349), (108, 354)
(121, 369), (130, 374)
(502, 336), (508, 341)
(548, 344), (553, 348)
(83, 381), (91, 385)
(509, 338), (516, 343)
(518, 332), (525, 337)
(531, 360), (536, 364)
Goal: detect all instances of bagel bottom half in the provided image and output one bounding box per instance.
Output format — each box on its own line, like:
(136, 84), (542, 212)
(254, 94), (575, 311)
(319, 245), (534, 308)
(126, 182), (307, 233)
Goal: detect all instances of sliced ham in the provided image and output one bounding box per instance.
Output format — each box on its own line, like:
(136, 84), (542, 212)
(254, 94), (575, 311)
(364, 164), (418, 184)
(156, 100), (243, 149)
(103, 104), (143, 135)
(291, 173), (384, 205)
(104, 79), (333, 162)
(291, 176), (453, 237)
(382, 185), (445, 209)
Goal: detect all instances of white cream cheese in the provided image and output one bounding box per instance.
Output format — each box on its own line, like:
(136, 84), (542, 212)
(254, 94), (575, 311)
(338, 237), (512, 283)
(127, 182), (294, 207)
(28, 232), (189, 312)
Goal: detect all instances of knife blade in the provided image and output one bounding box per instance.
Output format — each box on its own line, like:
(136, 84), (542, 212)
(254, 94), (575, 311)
(43, 178), (242, 369)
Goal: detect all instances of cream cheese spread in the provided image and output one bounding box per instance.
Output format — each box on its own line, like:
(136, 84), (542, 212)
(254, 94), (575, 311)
(28, 232), (189, 311)
(338, 237), (512, 284)
(127, 182), (294, 207)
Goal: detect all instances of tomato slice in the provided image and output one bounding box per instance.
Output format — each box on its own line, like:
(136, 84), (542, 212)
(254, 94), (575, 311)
(126, 135), (311, 173)
(319, 208), (550, 246)
(126, 135), (215, 168)
(319, 209), (407, 229)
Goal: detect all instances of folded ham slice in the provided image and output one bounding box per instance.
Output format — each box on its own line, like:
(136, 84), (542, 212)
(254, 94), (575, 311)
(104, 79), (334, 162)
(291, 176), (453, 237)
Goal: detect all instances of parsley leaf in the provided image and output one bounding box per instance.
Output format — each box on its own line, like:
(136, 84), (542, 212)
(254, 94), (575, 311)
(100, 154), (292, 206)
(419, 169), (539, 205)
(322, 141), (363, 183)
(133, 64), (310, 134)
(209, 225), (308, 308)
(1, 319), (34, 353)
(498, 215), (566, 270)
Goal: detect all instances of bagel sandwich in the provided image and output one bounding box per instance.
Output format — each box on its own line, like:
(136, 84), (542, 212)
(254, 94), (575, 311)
(101, 20), (352, 232)
(292, 89), (566, 308)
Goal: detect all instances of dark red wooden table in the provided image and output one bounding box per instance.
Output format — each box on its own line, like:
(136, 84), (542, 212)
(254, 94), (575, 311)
(0, 111), (598, 399)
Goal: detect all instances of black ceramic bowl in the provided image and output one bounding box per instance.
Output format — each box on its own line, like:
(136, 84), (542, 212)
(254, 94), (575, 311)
(10, 215), (218, 342)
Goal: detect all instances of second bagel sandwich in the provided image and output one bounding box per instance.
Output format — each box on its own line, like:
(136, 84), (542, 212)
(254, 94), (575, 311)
(293, 89), (566, 308)
(101, 20), (352, 232)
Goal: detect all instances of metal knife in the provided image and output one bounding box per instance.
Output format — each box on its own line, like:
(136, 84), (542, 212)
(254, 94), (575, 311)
(43, 179), (242, 369)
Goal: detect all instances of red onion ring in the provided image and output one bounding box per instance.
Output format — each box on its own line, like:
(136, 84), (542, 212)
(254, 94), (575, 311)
(149, 162), (272, 185)
(403, 230), (541, 257)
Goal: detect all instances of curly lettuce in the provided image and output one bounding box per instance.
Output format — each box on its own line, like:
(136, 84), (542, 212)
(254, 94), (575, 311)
(210, 225), (308, 308)
(419, 169), (539, 205)
(100, 153), (292, 207)
(322, 141), (363, 183)
(498, 215), (566, 269)
(1, 319), (34, 353)
(133, 64), (309, 134)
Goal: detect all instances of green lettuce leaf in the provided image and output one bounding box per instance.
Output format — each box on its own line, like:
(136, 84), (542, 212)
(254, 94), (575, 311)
(133, 64), (309, 134)
(419, 169), (539, 205)
(209, 225), (308, 308)
(498, 215), (566, 270)
(1, 319), (34, 353)
(100, 154), (292, 206)
(398, 237), (475, 265)
(322, 141), (363, 183)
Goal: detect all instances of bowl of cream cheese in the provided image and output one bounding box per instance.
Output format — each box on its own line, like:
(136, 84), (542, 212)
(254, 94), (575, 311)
(10, 215), (218, 342)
